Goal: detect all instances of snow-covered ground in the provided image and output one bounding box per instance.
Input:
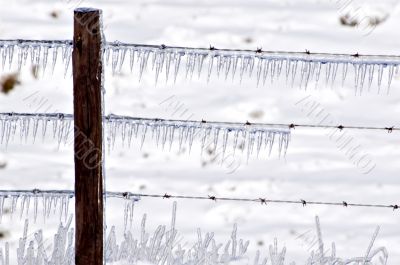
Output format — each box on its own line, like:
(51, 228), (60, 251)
(0, 0), (400, 263)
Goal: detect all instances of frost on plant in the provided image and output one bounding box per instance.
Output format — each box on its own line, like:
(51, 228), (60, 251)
(0, 202), (388, 265)
(0, 113), (290, 159)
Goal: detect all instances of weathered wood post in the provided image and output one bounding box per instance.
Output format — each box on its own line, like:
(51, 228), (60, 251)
(73, 7), (104, 265)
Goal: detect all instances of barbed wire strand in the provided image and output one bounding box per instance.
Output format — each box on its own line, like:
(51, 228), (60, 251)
(0, 189), (139, 200)
(0, 189), (397, 210)
(0, 112), (398, 133)
(1, 39), (400, 64)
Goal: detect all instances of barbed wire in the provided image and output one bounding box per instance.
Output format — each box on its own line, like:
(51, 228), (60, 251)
(0, 189), (397, 211)
(107, 42), (400, 65)
(0, 112), (397, 133)
(1, 39), (400, 63)
(0, 189), (140, 200)
(134, 192), (399, 210)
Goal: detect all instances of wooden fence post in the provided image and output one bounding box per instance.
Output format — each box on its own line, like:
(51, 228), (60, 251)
(73, 7), (104, 265)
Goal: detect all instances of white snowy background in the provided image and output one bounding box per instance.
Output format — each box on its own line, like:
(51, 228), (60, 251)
(0, 0), (400, 263)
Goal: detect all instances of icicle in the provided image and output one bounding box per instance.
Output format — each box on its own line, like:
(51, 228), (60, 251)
(231, 56), (239, 81)
(224, 56), (232, 81)
(195, 53), (205, 80)
(387, 65), (395, 94)
(367, 64), (375, 91)
(248, 57), (255, 78)
(270, 60), (276, 84)
(290, 60), (298, 87)
(63, 45), (72, 78)
(341, 62), (348, 87)
(42, 46), (49, 75)
(358, 64), (367, 95)
(262, 60), (270, 86)
(129, 48), (135, 72)
(111, 45), (120, 75)
(314, 62), (322, 89)
(138, 49), (150, 82)
(377, 64), (384, 94)
(173, 52), (182, 84)
(330, 62), (339, 88)
(118, 47), (127, 73)
(7, 45), (14, 70)
(256, 57), (263, 87)
(51, 46), (59, 74)
(304, 62), (315, 90)
(354, 64), (361, 94)
(33, 196), (38, 223)
(299, 61), (306, 88)
(154, 50), (165, 84)
(221, 129), (229, 161)
(17, 45), (24, 72)
(207, 52), (215, 83)
(325, 62), (332, 87)
(165, 51), (172, 83)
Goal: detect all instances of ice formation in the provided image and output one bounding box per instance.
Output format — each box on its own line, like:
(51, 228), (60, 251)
(0, 202), (388, 264)
(0, 40), (399, 93)
(104, 42), (399, 94)
(0, 39), (72, 76)
(0, 190), (139, 224)
(0, 113), (291, 159)
(0, 190), (71, 223)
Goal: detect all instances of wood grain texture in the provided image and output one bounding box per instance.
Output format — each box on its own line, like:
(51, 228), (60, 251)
(73, 8), (103, 265)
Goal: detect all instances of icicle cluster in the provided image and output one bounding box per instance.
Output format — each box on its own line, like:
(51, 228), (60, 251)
(106, 115), (290, 159)
(1, 39), (398, 93)
(105, 42), (400, 93)
(0, 204), (388, 265)
(0, 113), (290, 158)
(0, 190), (72, 223)
(0, 190), (140, 225)
(0, 113), (73, 149)
(0, 40), (72, 76)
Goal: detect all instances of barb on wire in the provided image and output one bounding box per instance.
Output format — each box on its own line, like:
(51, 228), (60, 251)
(1, 39), (399, 93)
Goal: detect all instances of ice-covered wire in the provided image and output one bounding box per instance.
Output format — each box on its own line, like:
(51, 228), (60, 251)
(0, 39), (72, 76)
(0, 189), (139, 224)
(105, 41), (400, 93)
(1, 39), (399, 93)
(0, 112), (291, 158)
(0, 189), (397, 210)
(130, 192), (399, 210)
(0, 112), (397, 137)
(0, 189), (140, 200)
